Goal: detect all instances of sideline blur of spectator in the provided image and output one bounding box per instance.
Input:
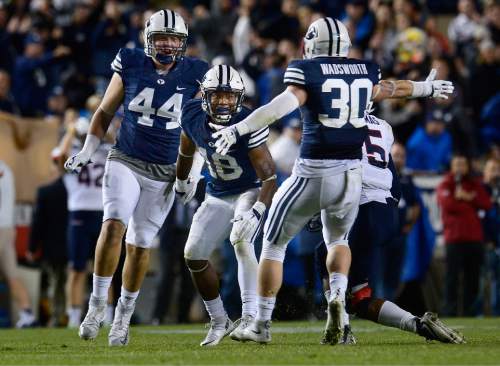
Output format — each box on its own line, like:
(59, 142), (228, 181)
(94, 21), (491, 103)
(27, 156), (68, 327)
(269, 114), (302, 179)
(0, 161), (36, 328)
(406, 109), (453, 174)
(342, 0), (375, 51)
(437, 154), (492, 316)
(482, 158), (500, 314)
(448, 0), (481, 62)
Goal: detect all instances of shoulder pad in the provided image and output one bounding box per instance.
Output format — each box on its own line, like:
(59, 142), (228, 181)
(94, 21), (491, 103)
(180, 99), (203, 127)
(111, 48), (146, 74)
(284, 59), (307, 86)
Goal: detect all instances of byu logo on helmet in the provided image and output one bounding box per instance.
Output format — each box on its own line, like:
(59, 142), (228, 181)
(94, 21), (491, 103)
(303, 17), (351, 59)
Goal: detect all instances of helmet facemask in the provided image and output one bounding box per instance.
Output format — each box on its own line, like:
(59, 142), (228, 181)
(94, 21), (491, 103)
(147, 32), (187, 65)
(202, 88), (244, 124)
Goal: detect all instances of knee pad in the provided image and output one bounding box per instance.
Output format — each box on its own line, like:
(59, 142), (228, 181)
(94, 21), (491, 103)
(260, 241), (286, 263)
(233, 241), (255, 259)
(183, 237), (211, 261)
(125, 226), (156, 249)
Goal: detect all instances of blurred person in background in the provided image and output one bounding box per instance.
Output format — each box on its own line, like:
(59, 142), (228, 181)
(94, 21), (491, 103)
(0, 69), (19, 114)
(482, 158), (500, 314)
(11, 33), (71, 116)
(342, 0), (375, 51)
(58, 115), (113, 328)
(0, 160), (36, 328)
(406, 109), (453, 175)
(437, 154), (492, 316)
(91, 1), (128, 94)
(268, 115), (302, 179)
(27, 155), (68, 327)
(232, 0), (257, 66)
(389, 142), (420, 301)
(191, 0), (237, 62)
(447, 0), (481, 63)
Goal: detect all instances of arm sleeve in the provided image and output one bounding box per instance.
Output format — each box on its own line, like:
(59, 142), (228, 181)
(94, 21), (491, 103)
(235, 89), (300, 136)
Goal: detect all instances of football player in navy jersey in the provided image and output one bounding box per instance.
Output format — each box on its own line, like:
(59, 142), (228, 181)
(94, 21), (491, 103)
(315, 112), (464, 345)
(175, 65), (277, 346)
(64, 10), (208, 346)
(211, 17), (454, 343)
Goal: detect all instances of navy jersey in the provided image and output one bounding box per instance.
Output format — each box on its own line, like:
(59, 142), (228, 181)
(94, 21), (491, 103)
(181, 99), (269, 197)
(284, 57), (380, 160)
(111, 48), (208, 164)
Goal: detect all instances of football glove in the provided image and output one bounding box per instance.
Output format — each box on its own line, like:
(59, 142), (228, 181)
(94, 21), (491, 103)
(211, 124), (239, 156)
(174, 176), (199, 204)
(230, 201), (266, 244)
(64, 151), (92, 173)
(426, 69), (454, 99)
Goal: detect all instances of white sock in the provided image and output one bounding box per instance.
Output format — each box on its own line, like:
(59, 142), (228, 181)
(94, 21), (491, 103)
(329, 272), (348, 299)
(106, 304), (114, 324)
(378, 301), (417, 333)
(92, 274), (112, 300)
(234, 241), (258, 318)
(241, 290), (257, 318)
(203, 295), (226, 323)
(120, 286), (139, 307)
(68, 306), (82, 325)
(256, 296), (276, 322)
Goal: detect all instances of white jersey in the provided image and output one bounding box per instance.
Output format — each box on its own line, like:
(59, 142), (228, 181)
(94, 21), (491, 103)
(360, 114), (394, 205)
(64, 140), (111, 212)
(0, 161), (15, 228)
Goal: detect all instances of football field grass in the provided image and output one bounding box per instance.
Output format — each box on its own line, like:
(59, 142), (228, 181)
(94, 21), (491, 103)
(0, 318), (499, 365)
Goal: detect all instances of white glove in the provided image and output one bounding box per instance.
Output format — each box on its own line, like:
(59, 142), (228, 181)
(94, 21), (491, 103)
(426, 68), (454, 99)
(230, 201), (266, 244)
(411, 69), (454, 99)
(211, 124), (239, 156)
(64, 151), (92, 173)
(174, 176), (199, 204)
(64, 134), (100, 173)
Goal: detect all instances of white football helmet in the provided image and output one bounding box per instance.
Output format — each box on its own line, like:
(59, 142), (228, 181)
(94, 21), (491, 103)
(303, 17), (351, 59)
(144, 9), (188, 64)
(201, 65), (245, 124)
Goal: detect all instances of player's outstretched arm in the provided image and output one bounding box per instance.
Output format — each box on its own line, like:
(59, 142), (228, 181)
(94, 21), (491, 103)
(64, 73), (124, 172)
(175, 132), (200, 204)
(212, 86), (307, 155)
(372, 69), (454, 102)
(230, 144), (277, 244)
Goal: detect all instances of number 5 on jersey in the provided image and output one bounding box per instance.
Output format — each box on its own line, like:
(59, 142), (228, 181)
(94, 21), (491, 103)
(128, 87), (183, 129)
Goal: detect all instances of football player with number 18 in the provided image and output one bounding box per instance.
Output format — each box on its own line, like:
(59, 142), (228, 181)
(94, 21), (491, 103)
(175, 65), (276, 347)
(64, 10), (208, 346)
(212, 17), (454, 344)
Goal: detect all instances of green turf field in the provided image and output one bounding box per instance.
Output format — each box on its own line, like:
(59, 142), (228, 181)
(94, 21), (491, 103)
(0, 318), (499, 365)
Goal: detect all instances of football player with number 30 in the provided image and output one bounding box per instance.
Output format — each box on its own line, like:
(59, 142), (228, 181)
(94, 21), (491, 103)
(211, 17), (454, 344)
(64, 10), (208, 346)
(175, 65), (277, 346)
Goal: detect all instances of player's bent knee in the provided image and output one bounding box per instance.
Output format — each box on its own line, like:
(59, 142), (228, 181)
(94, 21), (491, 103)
(233, 241), (254, 258)
(260, 242), (286, 263)
(100, 220), (125, 246)
(347, 284), (384, 322)
(185, 259), (209, 273)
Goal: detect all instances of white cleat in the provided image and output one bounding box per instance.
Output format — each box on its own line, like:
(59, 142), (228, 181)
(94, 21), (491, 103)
(108, 299), (135, 346)
(229, 314), (254, 342)
(200, 316), (234, 347)
(322, 290), (344, 345)
(79, 295), (106, 340)
(239, 319), (272, 344)
(417, 312), (466, 344)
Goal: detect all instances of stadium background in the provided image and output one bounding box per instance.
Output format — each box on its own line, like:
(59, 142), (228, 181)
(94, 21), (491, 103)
(0, 0), (499, 327)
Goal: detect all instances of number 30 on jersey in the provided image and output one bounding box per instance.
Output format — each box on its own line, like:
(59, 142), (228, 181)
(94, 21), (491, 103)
(128, 87), (183, 129)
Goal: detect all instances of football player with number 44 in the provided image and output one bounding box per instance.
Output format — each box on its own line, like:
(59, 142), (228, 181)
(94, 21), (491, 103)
(175, 65), (277, 347)
(64, 10), (208, 346)
(212, 17), (454, 344)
